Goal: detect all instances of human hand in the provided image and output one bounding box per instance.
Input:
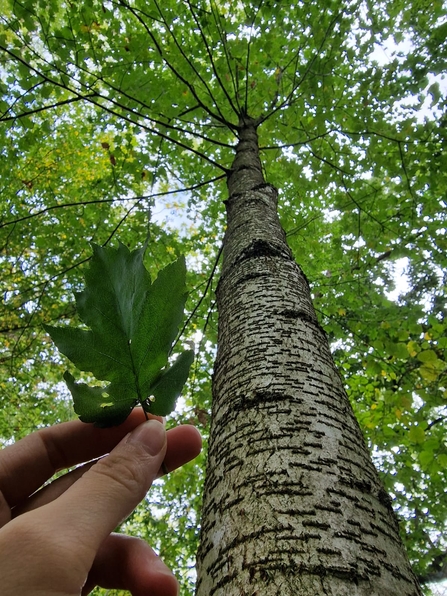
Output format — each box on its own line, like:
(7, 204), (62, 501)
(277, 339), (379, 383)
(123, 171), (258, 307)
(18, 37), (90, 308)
(0, 409), (202, 595)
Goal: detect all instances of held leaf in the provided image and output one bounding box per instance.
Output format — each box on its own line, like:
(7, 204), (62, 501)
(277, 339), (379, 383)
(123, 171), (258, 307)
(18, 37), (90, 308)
(63, 371), (135, 427)
(146, 349), (195, 416)
(44, 243), (193, 426)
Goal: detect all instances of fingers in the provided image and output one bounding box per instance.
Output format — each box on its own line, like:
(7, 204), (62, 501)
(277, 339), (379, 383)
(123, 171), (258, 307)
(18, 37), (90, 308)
(38, 420), (168, 554)
(0, 420), (169, 594)
(11, 461), (97, 519)
(81, 534), (179, 596)
(12, 424), (202, 517)
(157, 423), (202, 474)
(0, 417), (201, 595)
(0, 409), (153, 508)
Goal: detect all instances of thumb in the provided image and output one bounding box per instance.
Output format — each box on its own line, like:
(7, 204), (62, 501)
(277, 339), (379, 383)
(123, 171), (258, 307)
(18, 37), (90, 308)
(40, 419), (166, 572)
(57, 418), (166, 537)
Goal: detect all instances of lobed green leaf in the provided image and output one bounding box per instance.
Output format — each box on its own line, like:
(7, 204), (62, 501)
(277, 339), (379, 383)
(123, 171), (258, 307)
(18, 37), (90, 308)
(44, 244), (193, 426)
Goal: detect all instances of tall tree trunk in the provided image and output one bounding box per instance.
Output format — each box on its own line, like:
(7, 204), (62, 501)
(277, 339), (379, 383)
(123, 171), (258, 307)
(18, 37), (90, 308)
(195, 119), (422, 596)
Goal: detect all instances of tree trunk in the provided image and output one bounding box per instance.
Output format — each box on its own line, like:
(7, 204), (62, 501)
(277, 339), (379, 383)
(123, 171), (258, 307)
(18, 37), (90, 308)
(195, 119), (422, 596)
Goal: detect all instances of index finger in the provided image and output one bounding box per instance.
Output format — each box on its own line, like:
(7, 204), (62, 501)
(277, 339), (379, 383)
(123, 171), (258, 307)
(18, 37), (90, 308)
(12, 424), (202, 517)
(0, 409), (150, 508)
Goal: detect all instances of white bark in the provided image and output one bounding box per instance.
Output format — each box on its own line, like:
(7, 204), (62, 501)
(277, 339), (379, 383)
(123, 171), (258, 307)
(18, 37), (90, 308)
(196, 120), (421, 596)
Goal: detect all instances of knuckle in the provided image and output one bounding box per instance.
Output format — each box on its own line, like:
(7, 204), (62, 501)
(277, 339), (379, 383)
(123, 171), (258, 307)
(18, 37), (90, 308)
(91, 449), (149, 499)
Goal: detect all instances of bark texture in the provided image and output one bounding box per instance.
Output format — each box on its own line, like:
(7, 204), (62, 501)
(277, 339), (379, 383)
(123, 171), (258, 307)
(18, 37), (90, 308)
(195, 119), (422, 596)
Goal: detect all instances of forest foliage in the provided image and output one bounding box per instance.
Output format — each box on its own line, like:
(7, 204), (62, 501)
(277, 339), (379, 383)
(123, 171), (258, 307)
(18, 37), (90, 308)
(0, 0), (446, 593)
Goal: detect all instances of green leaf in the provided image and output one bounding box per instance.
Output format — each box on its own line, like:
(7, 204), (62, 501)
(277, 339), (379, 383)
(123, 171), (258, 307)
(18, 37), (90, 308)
(427, 82), (441, 106)
(408, 426), (425, 444)
(419, 365), (440, 382)
(44, 243), (193, 425)
(417, 350), (438, 363)
(146, 349), (195, 416)
(64, 371), (135, 427)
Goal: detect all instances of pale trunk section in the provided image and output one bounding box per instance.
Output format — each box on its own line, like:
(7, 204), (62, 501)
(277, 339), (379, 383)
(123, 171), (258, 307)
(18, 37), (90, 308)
(195, 119), (422, 596)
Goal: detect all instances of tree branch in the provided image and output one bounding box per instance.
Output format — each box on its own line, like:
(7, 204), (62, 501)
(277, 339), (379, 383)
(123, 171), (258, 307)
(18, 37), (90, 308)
(0, 175), (226, 229)
(186, 0), (240, 118)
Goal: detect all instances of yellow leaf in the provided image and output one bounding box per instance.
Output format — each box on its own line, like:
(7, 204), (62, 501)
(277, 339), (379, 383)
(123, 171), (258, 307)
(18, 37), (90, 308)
(407, 340), (418, 357)
(419, 365), (439, 382)
(338, 308), (346, 316)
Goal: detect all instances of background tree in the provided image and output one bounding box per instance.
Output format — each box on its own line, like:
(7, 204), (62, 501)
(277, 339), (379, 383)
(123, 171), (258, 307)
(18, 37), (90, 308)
(0, 0), (446, 593)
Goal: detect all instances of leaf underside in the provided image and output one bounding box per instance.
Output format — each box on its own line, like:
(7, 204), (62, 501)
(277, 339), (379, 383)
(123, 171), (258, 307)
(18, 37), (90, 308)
(45, 243), (193, 427)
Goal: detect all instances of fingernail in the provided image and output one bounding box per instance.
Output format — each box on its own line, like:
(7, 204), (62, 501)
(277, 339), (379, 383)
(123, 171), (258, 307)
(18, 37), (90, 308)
(127, 420), (166, 455)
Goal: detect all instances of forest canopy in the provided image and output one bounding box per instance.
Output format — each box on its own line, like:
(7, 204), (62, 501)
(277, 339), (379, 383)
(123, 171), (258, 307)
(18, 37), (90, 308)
(0, 0), (446, 593)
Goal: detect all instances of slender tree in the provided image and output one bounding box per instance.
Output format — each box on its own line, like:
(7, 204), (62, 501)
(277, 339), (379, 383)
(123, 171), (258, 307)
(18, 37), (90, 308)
(0, 0), (446, 593)
(196, 118), (422, 594)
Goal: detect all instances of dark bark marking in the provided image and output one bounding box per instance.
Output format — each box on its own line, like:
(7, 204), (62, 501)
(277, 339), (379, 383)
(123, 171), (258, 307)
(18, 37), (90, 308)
(317, 546), (342, 556)
(281, 308), (304, 318)
(234, 391), (299, 411)
(225, 495), (244, 508)
(256, 486), (317, 498)
(237, 239), (290, 262)
(339, 476), (372, 494)
(230, 163), (256, 173)
(275, 507), (316, 517)
(291, 446), (313, 456)
(209, 572), (238, 595)
(317, 456), (338, 466)
(334, 528), (362, 541)
(303, 441), (323, 449)
(315, 503), (345, 514)
(378, 486), (394, 511)
(250, 182), (277, 193)
(280, 308), (315, 325)
(279, 308), (327, 337)
(233, 271), (270, 286)
(290, 461), (325, 472)
(302, 519), (331, 530)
